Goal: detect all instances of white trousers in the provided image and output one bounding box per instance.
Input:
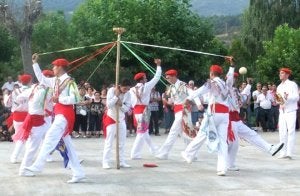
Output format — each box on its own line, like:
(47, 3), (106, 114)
(102, 121), (127, 165)
(11, 121), (25, 161)
(227, 120), (272, 168)
(19, 123), (48, 173)
(157, 112), (184, 157)
(184, 113), (229, 172)
(30, 114), (85, 178)
(131, 113), (157, 159)
(279, 111), (297, 157)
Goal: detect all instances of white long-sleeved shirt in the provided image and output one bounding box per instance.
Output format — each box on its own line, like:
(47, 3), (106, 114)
(169, 79), (193, 105)
(16, 84), (50, 115)
(130, 66), (161, 106)
(10, 85), (30, 112)
(33, 63), (79, 105)
(106, 87), (131, 121)
(1, 81), (15, 91)
(277, 79), (299, 113)
(187, 76), (229, 108)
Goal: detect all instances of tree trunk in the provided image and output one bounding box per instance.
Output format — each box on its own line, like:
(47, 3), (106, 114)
(20, 35), (34, 76)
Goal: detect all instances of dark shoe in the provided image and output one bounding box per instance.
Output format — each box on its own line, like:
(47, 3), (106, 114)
(155, 133), (161, 136)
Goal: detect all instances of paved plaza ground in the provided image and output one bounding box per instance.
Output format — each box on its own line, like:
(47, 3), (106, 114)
(0, 131), (299, 196)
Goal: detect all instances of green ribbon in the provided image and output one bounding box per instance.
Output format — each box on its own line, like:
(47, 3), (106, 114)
(122, 42), (168, 86)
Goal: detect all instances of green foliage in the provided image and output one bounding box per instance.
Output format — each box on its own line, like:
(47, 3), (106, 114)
(70, 0), (227, 86)
(256, 24), (300, 83)
(241, 0), (300, 63)
(0, 26), (21, 85)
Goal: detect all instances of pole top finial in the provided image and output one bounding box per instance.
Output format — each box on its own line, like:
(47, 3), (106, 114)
(113, 27), (126, 34)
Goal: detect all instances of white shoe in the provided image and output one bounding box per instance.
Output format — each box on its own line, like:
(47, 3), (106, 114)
(155, 153), (168, 160)
(19, 170), (36, 177)
(67, 176), (86, 183)
(10, 157), (18, 164)
(269, 143), (284, 156)
(217, 171), (226, 176)
(25, 166), (41, 173)
(120, 163), (131, 168)
(228, 166), (240, 171)
(46, 157), (53, 162)
(102, 163), (111, 169)
(181, 152), (192, 164)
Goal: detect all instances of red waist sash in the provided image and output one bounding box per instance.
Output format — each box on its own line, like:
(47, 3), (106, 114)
(133, 105), (146, 114)
(102, 111), (116, 138)
(13, 111), (28, 122)
(229, 111), (241, 122)
(174, 104), (183, 113)
(54, 103), (75, 137)
(12, 114), (45, 141)
(210, 103), (229, 113)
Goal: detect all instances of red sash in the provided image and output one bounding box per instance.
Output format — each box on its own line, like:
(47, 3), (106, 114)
(12, 114), (45, 141)
(44, 109), (53, 117)
(227, 111), (239, 143)
(6, 113), (14, 128)
(133, 105), (146, 127)
(174, 104), (183, 113)
(13, 111), (28, 122)
(102, 111), (116, 138)
(210, 103), (229, 113)
(54, 103), (75, 137)
(133, 105), (146, 114)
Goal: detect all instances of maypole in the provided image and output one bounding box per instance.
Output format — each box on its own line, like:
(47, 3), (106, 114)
(113, 27), (126, 169)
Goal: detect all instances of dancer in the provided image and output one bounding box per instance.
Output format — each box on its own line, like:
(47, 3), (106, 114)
(223, 59), (284, 171)
(130, 58), (162, 159)
(102, 79), (132, 169)
(155, 69), (194, 159)
(181, 64), (230, 176)
(277, 68), (299, 159)
(17, 70), (54, 176)
(24, 54), (85, 183)
(10, 74), (32, 163)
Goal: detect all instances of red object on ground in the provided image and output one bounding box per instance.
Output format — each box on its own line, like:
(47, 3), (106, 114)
(143, 163), (158, 168)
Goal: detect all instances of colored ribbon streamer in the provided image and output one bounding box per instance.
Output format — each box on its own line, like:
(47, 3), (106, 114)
(85, 43), (116, 82)
(38, 42), (114, 56)
(122, 43), (168, 86)
(122, 41), (227, 58)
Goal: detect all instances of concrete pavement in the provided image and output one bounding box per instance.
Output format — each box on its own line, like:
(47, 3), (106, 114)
(0, 131), (299, 196)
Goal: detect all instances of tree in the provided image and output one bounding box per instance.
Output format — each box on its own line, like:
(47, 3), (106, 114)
(0, 0), (42, 75)
(70, 0), (227, 86)
(241, 0), (300, 63)
(256, 24), (300, 83)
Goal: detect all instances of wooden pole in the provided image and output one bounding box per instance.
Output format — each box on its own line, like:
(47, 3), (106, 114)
(113, 27), (125, 169)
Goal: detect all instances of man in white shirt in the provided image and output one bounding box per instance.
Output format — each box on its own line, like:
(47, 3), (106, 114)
(277, 68), (299, 159)
(155, 69), (193, 160)
(10, 74), (32, 163)
(1, 76), (15, 92)
(130, 59), (161, 159)
(256, 85), (273, 132)
(252, 83), (262, 127)
(102, 79), (132, 169)
(25, 54), (85, 183)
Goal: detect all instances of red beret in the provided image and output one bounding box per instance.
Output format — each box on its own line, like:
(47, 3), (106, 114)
(280, 68), (292, 75)
(134, 72), (146, 81)
(165, 69), (178, 76)
(20, 74), (32, 85)
(234, 72), (239, 78)
(42, 70), (54, 77)
(210, 65), (223, 74)
(52, 58), (69, 67)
